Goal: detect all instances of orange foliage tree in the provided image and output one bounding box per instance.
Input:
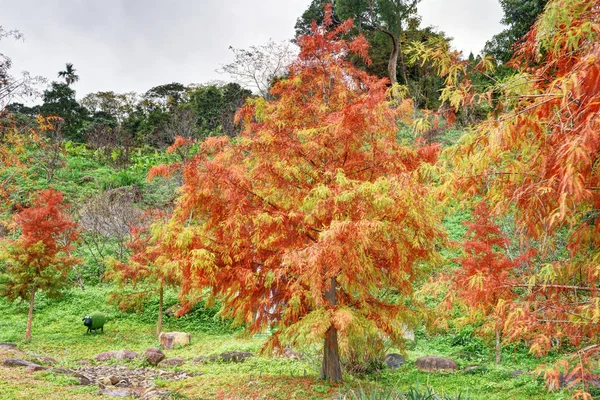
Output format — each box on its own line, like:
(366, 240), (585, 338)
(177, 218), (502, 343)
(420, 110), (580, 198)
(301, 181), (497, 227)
(436, 0), (600, 393)
(447, 201), (530, 364)
(106, 211), (181, 336)
(0, 113), (51, 206)
(150, 7), (443, 382)
(0, 189), (80, 340)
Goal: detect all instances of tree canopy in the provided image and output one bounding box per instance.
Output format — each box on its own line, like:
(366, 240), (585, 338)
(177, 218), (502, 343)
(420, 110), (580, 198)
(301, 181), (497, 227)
(0, 189), (80, 339)
(151, 6), (443, 382)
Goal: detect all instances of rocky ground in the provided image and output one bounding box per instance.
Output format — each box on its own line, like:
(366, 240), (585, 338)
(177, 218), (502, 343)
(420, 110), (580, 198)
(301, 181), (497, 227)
(0, 341), (289, 398)
(0, 342), (200, 398)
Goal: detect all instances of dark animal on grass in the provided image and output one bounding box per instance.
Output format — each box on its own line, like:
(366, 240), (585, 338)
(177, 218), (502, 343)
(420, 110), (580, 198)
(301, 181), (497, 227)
(83, 312), (106, 335)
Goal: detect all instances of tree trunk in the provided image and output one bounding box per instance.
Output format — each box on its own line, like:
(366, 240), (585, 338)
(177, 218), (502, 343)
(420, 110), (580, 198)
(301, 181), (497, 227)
(320, 277), (342, 382)
(157, 284), (164, 336)
(387, 35), (399, 86)
(25, 287), (36, 341)
(396, 24), (409, 85)
(495, 327), (502, 364)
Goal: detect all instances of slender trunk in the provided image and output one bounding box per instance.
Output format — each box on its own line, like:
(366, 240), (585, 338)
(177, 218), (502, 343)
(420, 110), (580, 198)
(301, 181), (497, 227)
(387, 36), (399, 85)
(495, 327), (501, 364)
(397, 25), (409, 85)
(157, 284), (164, 336)
(320, 277), (342, 382)
(25, 287), (36, 341)
(396, 21), (408, 85)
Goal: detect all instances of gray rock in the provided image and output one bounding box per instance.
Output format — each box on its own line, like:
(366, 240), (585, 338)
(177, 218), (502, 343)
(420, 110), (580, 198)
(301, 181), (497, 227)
(219, 351), (253, 362)
(98, 388), (136, 398)
(34, 356), (57, 365)
(144, 348), (165, 366)
(159, 332), (190, 350)
(384, 353), (405, 369)
(115, 350), (139, 361)
(157, 358), (185, 367)
(73, 372), (93, 386)
(96, 351), (118, 362)
(0, 342), (17, 349)
(3, 358), (47, 371)
(164, 304), (182, 316)
(463, 365), (487, 374)
(415, 356), (457, 372)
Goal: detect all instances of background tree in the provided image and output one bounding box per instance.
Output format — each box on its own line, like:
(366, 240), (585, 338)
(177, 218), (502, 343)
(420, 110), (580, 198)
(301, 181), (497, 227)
(366, 0), (421, 85)
(106, 212), (180, 335)
(40, 81), (88, 142)
(0, 114), (52, 208)
(217, 40), (296, 100)
(0, 26), (44, 108)
(483, 0), (548, 64)
(187, 83), (252, 138)
(295, 0), (340, 38)
(154, 8), (443, 382)
(57, 63), (79, 86)
(0, 189), (80, 340)
(295, 1), (448, 107)
(448, 201), (529, 364)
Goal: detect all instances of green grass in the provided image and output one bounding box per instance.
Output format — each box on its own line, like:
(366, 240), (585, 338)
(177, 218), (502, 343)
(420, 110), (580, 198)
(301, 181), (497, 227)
(0, 285), (572, 399)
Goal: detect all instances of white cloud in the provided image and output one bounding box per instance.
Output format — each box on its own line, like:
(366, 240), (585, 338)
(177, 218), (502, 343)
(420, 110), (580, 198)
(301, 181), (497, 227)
(1, 0), (504, 101)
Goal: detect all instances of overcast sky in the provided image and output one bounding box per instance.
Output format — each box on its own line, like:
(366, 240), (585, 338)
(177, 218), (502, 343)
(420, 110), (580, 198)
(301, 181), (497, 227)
(1, 0), (504, 100)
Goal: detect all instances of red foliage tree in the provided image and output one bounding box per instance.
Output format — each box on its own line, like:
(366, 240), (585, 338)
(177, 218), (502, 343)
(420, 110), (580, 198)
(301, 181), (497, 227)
(151, 6), (443, 382)
(449, 201), (530, 364)
(0, 189), (80, 340)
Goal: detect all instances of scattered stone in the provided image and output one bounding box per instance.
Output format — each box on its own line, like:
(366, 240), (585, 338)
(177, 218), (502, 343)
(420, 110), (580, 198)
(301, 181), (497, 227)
(384, 353), (405, 369)
(140, 388), (172, 399)
(283, 346), (304, 360)
(144, 348), (165, 366)
(510, 370), (525, 377)
(75, 372), (93, 385)
(159, 332), (190, 350)
(415, 356), (457, 372)
(158, 358), (185, 367)
(98, 388), (136, 398)
(0, 343), (25, 358)
(98, 376), (113, 386)
(463, 365), (487, 374)
(26, 365), (44, 373)
(192, 356), (208, 364)
(115, 350), (139, 361)
(219, 351), (253, 363)
(68, 365), (194, 395)
(34, 356), (57, 365)
(164, 304), (182, 316)
(96, 351), (118, 362)
(3, 358), (47, 371)
(76, 360), (91, 366)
